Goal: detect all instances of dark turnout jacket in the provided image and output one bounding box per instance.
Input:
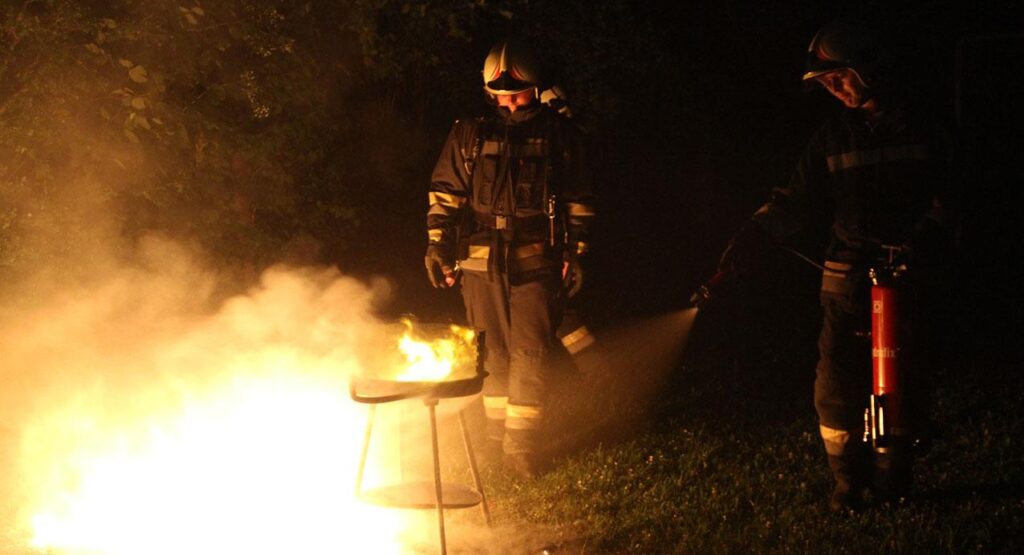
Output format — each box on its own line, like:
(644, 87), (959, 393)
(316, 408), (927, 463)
(427, 103), (595, 276)
(753, 104), (954, 268)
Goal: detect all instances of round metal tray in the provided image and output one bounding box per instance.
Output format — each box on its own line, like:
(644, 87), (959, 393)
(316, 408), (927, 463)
(349, 373), (485, 403)
(358, 481), (482, 509)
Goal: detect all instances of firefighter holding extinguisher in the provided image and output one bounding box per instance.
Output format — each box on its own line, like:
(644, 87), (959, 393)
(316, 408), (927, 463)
(718, 20), (955, 511)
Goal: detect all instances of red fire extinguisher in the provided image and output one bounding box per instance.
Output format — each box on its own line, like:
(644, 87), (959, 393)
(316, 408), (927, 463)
(864, 245), (913, 496)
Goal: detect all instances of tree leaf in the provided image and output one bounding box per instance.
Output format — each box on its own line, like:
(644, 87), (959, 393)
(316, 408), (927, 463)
(192, 7), (205, 16)
(85, 43), (102, 54)
(185, 13), (198, 25)
(131, 97), (146, 110)
(119, 59), (133, 68)
(123, 129), (139, 143)
(128, 65), (149, 83)
(137, 116), (151, 130)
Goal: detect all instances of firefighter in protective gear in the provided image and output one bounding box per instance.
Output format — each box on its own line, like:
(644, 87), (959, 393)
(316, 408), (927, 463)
(426, 40), (596, 477)
(720, 19), (954, 511)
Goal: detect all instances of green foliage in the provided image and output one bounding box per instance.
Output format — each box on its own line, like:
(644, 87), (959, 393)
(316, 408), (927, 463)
(0, 1), (384, 278)
(348, 0), (669, 123)
(1, 0), (669, 287)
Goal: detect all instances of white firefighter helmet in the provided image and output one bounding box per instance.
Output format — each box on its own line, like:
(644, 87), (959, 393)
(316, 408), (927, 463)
(482, 40), (542, 95)
(802, 19), (886, 87)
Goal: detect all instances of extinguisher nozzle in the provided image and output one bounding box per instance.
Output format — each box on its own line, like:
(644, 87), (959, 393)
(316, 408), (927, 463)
(689, 285), (712, 309)
(689, 270), (730, 309)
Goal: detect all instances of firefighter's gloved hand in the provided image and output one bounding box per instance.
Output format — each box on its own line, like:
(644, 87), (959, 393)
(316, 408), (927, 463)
(718, 221), (773, 277)
(690, 270), (730, 309)
(563, 258), (584, 299)
(424, 244), (456, 288)
(562, 243), (587, 298)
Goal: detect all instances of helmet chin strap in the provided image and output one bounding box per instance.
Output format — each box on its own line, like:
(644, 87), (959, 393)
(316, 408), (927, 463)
(848, 68), (875, 109)
(856, 89), (873, 109)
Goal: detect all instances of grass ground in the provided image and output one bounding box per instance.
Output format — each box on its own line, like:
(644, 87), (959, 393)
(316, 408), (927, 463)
(2, 302), (1019, 554)
(478, 308), (1024, 554)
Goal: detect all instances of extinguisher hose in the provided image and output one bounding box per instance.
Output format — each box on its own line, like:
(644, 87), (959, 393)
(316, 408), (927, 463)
(777, 245), (828, 272)
(691, 245), (826, 309)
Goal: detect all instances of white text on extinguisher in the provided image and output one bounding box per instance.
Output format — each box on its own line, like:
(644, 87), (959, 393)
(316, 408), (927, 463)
(873, 347), (897, 358)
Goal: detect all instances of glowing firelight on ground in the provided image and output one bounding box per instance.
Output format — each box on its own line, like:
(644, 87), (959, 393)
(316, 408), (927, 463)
(18, 301), (476, 554)
(26, 373), (414, 555)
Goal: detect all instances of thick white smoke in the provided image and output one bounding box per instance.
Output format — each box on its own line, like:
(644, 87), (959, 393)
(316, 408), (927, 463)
(0, 233), (431, 553)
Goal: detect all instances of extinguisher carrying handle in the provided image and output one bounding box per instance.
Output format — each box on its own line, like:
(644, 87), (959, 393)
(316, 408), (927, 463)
(869, 244), (911, 286)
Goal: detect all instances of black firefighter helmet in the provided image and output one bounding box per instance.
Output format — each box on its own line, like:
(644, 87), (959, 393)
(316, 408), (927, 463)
(803, 19), (889, 89)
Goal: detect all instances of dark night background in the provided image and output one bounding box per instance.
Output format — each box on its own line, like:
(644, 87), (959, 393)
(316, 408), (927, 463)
(1, 0), (1022, 363)
(374, 0), (1024, 369)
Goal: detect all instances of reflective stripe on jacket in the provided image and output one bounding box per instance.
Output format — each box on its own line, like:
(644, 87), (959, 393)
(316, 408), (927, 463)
(752, 104), (953, 267)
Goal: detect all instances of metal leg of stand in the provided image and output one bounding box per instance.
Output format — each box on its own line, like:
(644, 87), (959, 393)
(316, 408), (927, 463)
(427, 398), (447, 555)
(458, 410), (492, 527)
(354, 404), (376, 497)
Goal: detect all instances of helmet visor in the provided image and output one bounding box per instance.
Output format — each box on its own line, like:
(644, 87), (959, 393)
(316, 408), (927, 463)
(802, 66), (868, 94)
(803, 48), (848, 82)
(484, 72), (535, 95)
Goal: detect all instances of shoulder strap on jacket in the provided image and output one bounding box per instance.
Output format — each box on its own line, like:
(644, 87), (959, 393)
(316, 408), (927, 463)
(461, 116), (487, 177)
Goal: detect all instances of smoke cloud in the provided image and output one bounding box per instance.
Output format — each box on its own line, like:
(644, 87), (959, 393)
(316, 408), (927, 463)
(0, 226), (415, 550)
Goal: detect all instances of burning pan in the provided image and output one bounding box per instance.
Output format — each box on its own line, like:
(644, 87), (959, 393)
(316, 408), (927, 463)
(349, 323), (487, 404)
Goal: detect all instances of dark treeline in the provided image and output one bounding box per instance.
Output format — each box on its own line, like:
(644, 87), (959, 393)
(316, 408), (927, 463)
(1, 1), (1021, 343)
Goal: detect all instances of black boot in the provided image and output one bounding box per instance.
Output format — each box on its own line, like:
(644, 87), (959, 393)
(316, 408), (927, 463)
(873, 439), (913, 504)
(503, 427), (545, 478)
(827, 452), (868, 513)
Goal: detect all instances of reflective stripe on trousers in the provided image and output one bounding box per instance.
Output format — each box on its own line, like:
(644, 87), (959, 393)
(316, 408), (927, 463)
(820, 424), (855, 456)
(463, 271), (562, 454)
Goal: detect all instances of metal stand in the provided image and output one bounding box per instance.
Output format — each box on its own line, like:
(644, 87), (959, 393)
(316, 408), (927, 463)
(354, 397), (491, 555)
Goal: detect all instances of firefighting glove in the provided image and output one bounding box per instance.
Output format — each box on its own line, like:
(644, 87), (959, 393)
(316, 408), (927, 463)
(563, 244), (585, 299)
(718, 221), (773, 278)
(424, 243), (456, 288)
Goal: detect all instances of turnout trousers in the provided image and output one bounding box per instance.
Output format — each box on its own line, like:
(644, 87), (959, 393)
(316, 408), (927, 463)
(815, 291), (873, 458)
(461, 270), (562, 455)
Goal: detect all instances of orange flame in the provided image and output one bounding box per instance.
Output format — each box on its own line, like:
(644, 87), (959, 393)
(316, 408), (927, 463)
(394, 319), (476, 382)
